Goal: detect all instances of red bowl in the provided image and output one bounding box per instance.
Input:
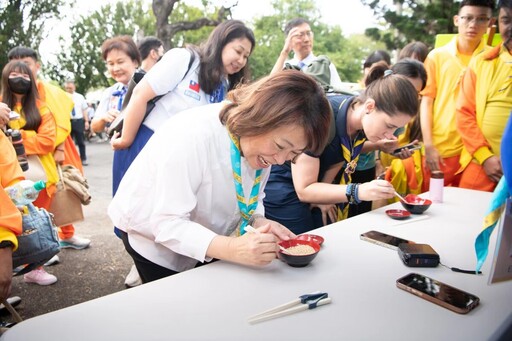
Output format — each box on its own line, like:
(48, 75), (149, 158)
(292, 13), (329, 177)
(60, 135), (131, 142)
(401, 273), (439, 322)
(295, 234), (325, 246)
(278, 239), (321, 267)
(385, 209), (411, 220)
(400, 194), (432, 214)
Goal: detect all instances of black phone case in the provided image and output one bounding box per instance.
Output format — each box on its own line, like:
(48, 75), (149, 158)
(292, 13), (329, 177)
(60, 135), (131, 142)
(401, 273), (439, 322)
(398, 243), (440, 267)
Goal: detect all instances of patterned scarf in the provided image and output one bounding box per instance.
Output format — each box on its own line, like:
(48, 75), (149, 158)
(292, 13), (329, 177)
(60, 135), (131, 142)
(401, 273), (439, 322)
(228, 132), (262, 235)
(111, 85), (128, 110)
(336, 100), (366, 220)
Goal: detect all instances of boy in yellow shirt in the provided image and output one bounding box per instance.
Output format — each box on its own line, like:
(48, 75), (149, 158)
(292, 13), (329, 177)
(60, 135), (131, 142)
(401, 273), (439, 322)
(456, 0), (512, 191)
(420, 0), (495, 188)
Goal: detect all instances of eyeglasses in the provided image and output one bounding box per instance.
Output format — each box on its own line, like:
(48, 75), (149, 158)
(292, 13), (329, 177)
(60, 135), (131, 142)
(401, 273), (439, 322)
(295, 31), (314, 40)
(459, 16), (490, 25)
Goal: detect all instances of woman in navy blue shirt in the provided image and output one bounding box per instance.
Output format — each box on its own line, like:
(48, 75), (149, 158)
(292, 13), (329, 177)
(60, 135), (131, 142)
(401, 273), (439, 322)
(264, 61), (424, 234)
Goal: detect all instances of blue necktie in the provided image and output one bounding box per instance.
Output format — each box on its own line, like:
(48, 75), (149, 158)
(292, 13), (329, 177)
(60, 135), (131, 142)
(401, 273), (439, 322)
(298, 61), (306, 69)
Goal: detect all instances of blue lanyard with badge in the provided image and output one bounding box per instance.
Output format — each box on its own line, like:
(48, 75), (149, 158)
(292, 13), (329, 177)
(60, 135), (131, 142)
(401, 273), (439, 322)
(228, 132), (262, 235)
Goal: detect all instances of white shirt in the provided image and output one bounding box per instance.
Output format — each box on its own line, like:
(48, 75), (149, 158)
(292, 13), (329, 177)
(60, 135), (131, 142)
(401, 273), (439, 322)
(70, 92), (88, 120)
(143, 48), (213, 132)
(108, 102), (270, 272)
(289, 53), (343, 89)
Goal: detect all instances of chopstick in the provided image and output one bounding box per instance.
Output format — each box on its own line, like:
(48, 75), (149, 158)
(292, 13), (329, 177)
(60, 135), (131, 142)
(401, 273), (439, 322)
(246, 224), (289, 254)
(245, 225), (259, 234)
(248, 298), (332, 324)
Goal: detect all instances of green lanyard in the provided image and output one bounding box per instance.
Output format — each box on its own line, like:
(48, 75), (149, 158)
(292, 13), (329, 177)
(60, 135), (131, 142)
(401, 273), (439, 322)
(228, 132), (262, 235)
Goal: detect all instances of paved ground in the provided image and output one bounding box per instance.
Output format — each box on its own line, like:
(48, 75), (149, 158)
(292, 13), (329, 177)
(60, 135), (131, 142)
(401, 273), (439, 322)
(1, 139), (133, 324)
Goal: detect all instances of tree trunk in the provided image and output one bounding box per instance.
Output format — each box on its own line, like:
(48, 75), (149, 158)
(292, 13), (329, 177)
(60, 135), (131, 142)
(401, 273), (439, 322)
(152, 0), (232, 50)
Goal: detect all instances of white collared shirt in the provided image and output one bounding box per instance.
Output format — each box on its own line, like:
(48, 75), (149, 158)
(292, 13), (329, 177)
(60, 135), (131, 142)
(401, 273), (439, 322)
(108, 102), (270, 272)
(70, 92), (88, 120)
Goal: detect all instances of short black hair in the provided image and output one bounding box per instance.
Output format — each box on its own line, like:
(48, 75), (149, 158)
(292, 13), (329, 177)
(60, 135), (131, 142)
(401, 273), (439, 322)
(137, 36), (163, 60)
(7, 46), (38, 61)
(498, 0), (512, 8)
(392, 58), (428, 90)
(363, 50), (391, 69)
(459, 0), (495, 11)
(284, 18), (310, 35)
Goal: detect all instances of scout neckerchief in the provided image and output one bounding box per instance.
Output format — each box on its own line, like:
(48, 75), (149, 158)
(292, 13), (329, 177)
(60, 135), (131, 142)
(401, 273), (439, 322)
(336, 99), (366, 221)
(111, 85), (127, 110)
(228, 132), (262, 235)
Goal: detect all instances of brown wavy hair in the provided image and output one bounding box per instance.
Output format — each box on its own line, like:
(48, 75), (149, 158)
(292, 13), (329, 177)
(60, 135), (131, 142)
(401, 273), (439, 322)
(101, 35), (141, 66)
(360, 61), (419, 118)
(219, 70), (332, 155)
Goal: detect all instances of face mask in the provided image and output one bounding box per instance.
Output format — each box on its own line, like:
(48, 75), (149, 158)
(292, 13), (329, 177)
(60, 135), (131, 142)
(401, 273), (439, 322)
(8, 77), (31, 94)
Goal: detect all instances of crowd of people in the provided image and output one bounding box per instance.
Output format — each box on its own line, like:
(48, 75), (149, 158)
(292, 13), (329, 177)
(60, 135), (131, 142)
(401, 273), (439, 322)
(0, 0), (510, 323)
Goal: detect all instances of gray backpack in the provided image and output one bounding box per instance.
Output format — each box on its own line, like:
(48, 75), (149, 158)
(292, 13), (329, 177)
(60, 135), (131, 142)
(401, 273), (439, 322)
(284, 55), (354, 95)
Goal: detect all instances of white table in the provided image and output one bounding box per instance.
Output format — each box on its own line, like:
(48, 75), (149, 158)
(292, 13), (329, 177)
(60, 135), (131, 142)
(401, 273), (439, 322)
(3, 187), (511, 341)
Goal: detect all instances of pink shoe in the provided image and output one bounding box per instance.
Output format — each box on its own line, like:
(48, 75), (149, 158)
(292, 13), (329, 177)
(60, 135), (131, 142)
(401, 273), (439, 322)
(23, 268), (57, 286)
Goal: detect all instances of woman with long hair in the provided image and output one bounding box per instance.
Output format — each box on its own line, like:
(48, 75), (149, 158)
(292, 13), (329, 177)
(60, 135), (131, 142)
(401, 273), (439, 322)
(264, 63), (421, 233)
(1, 60), (58, 285)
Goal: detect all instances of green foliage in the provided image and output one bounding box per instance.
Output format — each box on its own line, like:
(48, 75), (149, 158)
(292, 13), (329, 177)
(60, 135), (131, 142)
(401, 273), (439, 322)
(0, 0), (65, 73)
(248, 0), (383, 82)
(167, 3), (218, 48)
(361, 0), (458, 50)
(9, 0), (393, 94)
(46, 0), (155, 94)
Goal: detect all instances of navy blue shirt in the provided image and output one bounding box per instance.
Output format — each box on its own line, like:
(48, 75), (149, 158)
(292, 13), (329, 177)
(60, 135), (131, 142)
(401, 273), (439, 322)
(263, 94), (355, 232)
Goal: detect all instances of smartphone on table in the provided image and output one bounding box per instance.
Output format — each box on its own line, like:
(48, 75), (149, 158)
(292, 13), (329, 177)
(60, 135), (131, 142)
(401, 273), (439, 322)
(392, 142), (421, 156)
(360, 230), (414, 251)
(396, 273), (480, 314)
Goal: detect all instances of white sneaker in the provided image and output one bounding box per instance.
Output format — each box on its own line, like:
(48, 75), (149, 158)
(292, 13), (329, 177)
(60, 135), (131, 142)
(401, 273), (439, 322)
(0, 296), (21, 311)
(124, 265), (142, 287)
(60, 235), (91, 250)
(23, 268), (57, 286)
(44, 255), (60, 266)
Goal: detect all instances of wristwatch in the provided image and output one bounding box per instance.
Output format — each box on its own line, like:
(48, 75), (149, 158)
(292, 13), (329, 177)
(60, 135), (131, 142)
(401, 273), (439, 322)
(0, 241), (14, 249)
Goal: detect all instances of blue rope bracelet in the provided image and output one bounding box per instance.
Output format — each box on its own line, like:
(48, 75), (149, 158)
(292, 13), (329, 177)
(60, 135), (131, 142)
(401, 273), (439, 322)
(353, 183), (362, 204)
